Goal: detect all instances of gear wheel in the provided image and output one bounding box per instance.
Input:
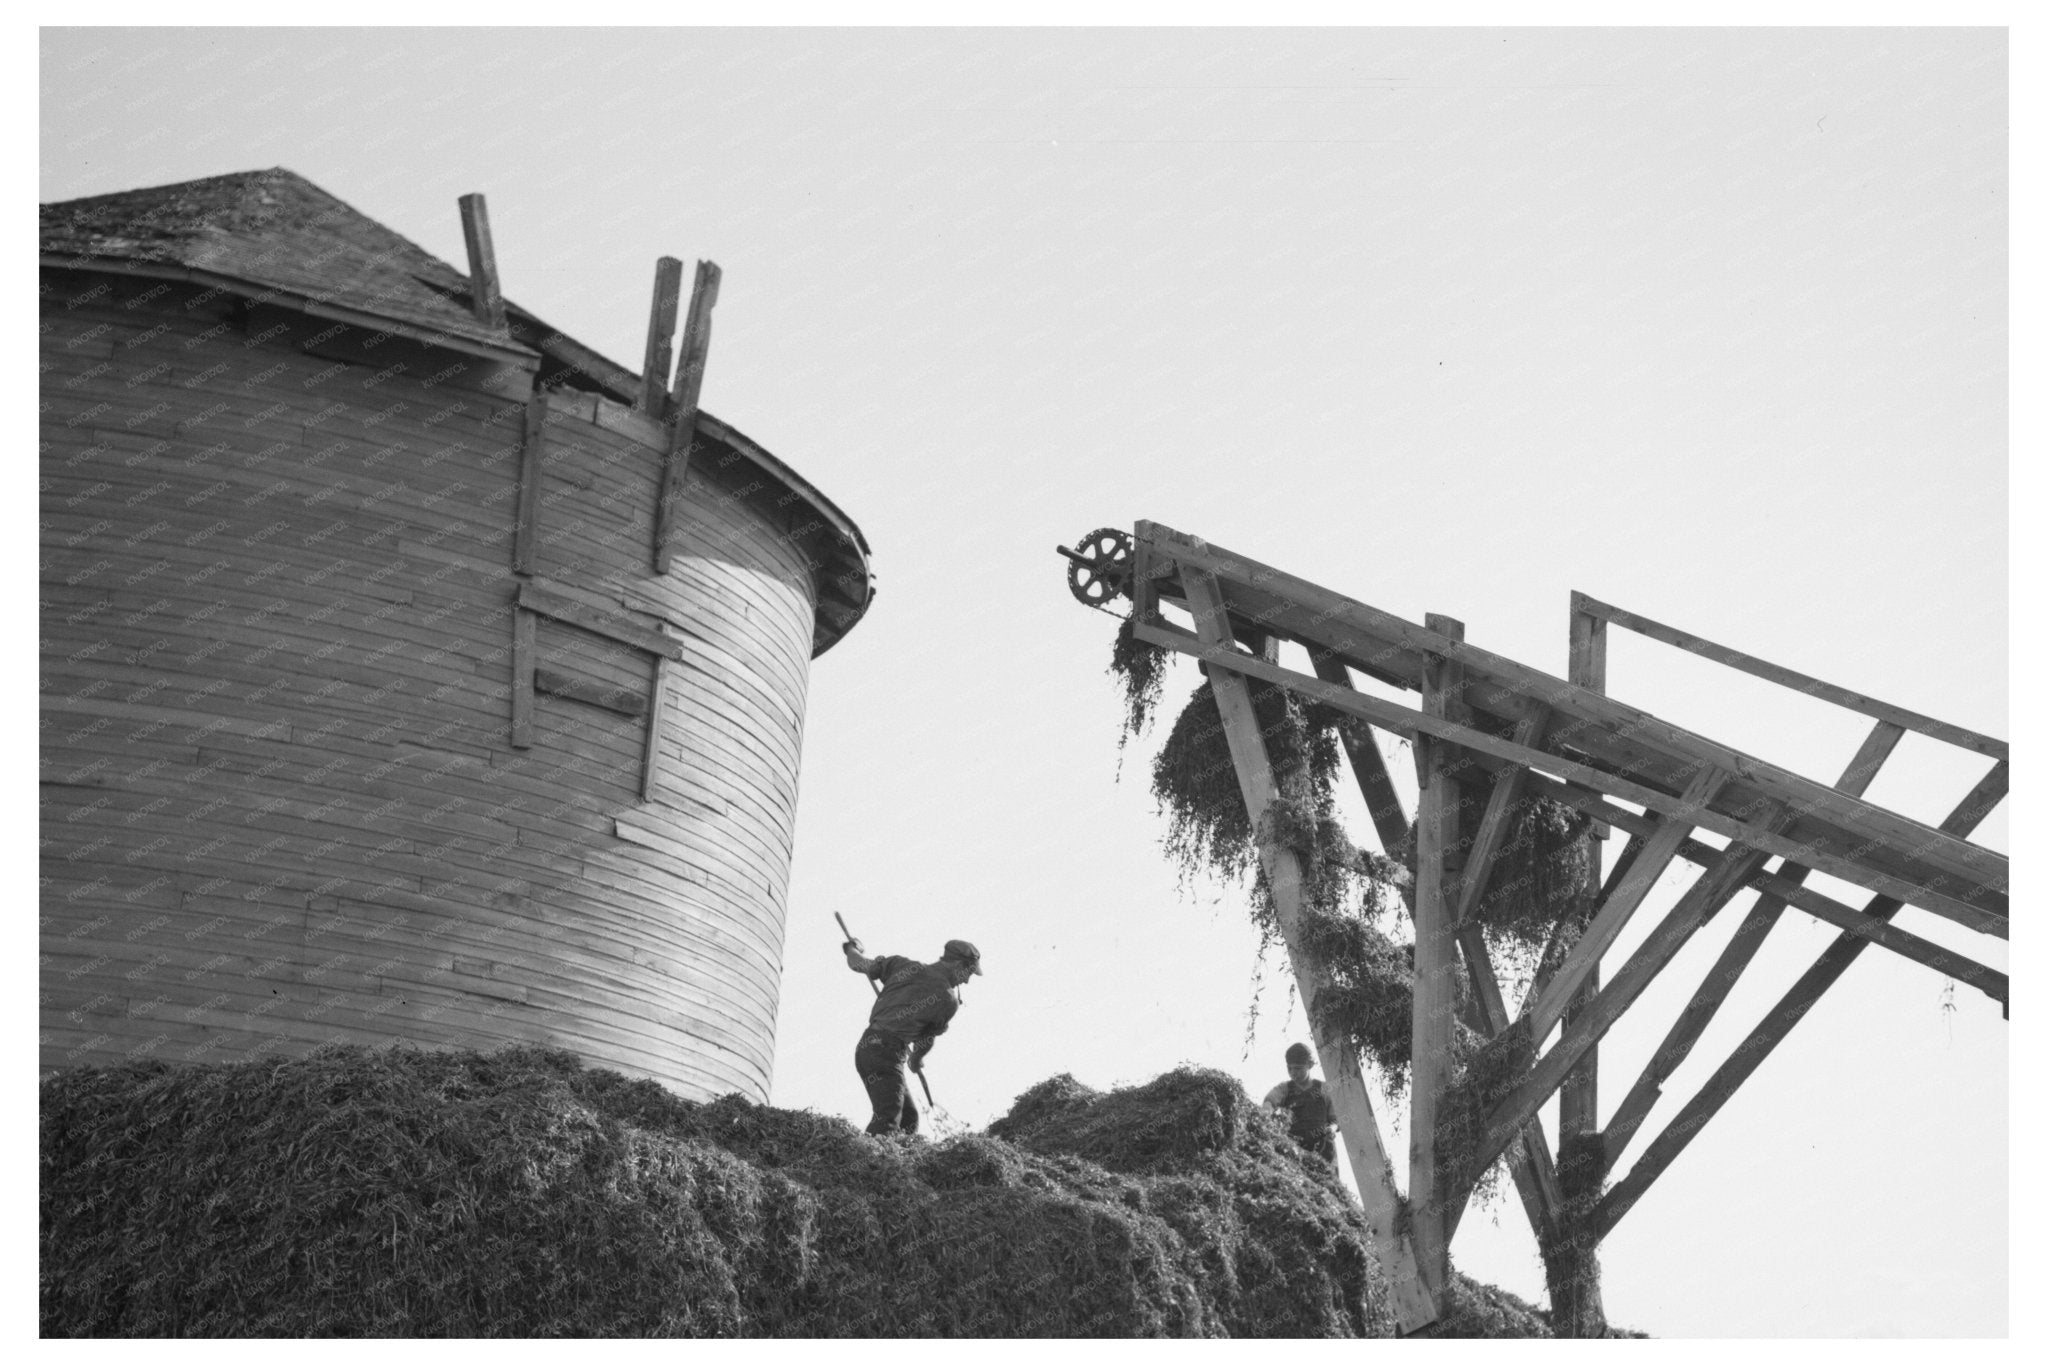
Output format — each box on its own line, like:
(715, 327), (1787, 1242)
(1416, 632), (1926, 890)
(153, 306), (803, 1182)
(1060, 527), (1134, 607)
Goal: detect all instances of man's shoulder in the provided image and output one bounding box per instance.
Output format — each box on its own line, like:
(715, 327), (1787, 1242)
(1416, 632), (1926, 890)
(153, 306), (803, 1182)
(1263, 1082), (1292, 1106)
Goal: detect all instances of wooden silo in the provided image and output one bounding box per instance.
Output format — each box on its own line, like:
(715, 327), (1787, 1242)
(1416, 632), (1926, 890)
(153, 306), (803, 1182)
(39, 169), (874, 1102)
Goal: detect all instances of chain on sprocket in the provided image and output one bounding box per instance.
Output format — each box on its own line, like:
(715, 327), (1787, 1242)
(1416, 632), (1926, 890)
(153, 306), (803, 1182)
(1060, 527), (1134, 608)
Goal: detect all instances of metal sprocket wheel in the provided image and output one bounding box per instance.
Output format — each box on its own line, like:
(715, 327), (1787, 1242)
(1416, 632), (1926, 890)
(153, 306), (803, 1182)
(1063, 527), (1133, 607)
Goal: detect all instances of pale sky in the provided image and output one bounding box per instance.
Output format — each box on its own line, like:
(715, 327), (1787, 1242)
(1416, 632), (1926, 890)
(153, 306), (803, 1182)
(34, 24), (2010, 1338)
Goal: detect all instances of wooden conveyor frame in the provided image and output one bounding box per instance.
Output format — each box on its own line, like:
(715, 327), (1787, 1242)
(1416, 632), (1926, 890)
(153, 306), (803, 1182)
(1113, 520), (2006, 1334)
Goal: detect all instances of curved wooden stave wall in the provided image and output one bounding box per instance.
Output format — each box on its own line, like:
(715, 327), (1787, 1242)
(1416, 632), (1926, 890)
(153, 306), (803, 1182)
(39, 268), (828, 1102)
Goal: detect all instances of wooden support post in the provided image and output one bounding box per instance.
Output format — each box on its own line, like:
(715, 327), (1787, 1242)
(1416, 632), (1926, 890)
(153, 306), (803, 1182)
(512, 394), (547, 576)
(1312, 651), (1566, 1254)
(654, 260), (722, 575)
(1568, 599), (1610, 838)
(1552, 597), (1608, 1338)
(638, 256), (685, 416)
(510, 607), (535, 749)
(1408, 615), (1463, 1297)
(1601, 718), (1905, 1171)
(1594, 759), (2008, 1239)
(457, 193), (507, 330)
(1525, 766), (1728, 1043)
(1181, 566), (1440, 1333)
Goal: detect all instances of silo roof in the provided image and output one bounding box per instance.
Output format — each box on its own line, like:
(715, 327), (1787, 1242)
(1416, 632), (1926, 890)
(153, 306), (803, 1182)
(40, 168), (874, 657)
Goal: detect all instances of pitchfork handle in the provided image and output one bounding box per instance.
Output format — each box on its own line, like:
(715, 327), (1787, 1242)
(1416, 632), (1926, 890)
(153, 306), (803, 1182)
(836, 912), (880, 996)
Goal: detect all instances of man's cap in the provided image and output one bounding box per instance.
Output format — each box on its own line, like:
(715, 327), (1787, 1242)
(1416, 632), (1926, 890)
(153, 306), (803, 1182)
(942, 940), (982, 976)
(1285, 1042), (1313, 1066)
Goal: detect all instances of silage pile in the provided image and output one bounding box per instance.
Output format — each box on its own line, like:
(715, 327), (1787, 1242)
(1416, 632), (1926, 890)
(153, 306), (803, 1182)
(40, 1045), (1554, 1338)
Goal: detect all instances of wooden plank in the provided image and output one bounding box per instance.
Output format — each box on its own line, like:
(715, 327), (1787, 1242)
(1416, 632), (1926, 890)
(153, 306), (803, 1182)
(1594, 759), (2009, 1239)
(1141, 524), (2005, 907)
(1573, 592), (2006, 762)
(638, 256), (684, 416)
(516, 580), (687, 662)
(1310, 652), (1411, 854)
(1180, 567), (1440, 1332)
(1525, 765), (1728, 1045)
(1131, 615), (2005, 938)
(512, 393), (547, 575)
(1408, 614), (1463, 1295)
(1461, 834), (1774, 1191)
(654, 260), (722, 574)
(533, 665), (649, 718)
(1600, 719), (1906, 1170)
(510, 607), (535, 749)
(641, 654), (673, 803)
(457, 193), (508, 330)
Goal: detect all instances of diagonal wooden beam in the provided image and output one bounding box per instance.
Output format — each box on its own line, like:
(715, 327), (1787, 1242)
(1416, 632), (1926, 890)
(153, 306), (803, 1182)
(1523, 766), (1729, 1043)
(1453, 706), (1551, 926)
(1446, 919), (1566, 1247)
(1531, 774), (2008, 994)
(1129, 615), (2003, 937)
(1310, 652), (1412, 858)
(1178, 568), (1440, 1331)
(1460, 833), (1773, 1191)
(1746, 870), (2007, 1006)
(1590, 759), (2007, 1240)
(1602, 719), (1906, 1169)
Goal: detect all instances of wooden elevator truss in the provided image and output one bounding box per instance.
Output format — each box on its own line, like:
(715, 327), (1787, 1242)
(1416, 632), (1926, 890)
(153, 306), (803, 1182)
(1088, 520), (2007, 1335)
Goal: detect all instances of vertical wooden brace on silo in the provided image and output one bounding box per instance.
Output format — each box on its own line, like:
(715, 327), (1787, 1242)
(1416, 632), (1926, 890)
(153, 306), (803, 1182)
(512, 394), (548, 576)
(640, 257), (685, 416)
(641, 647), (677, 802)
(510, 605), (537, 748)
(458, 193), (508, 330)
(654, 260), (721, 574)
